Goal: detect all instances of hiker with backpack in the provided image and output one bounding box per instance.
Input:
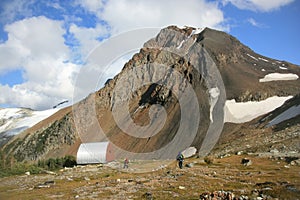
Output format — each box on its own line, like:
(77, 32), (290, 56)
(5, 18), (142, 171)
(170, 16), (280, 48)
(176, 152), (184, 169)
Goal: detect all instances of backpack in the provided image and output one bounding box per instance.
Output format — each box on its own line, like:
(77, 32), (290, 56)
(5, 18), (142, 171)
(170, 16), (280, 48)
(176, 153), (183, 161)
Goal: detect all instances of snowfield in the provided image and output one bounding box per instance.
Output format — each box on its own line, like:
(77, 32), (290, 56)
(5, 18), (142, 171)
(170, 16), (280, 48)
(258, 57), (269, 62)
(0, 108), (59, 136)
(176, 40), (184, 49)
(259, 73), (299, 82)
(224, 96), (293, 123)
(209, 87), (220, 122)
(190, 27), (204, 35)
(246, 53), (258, 61)
(279, 66), (288, 70)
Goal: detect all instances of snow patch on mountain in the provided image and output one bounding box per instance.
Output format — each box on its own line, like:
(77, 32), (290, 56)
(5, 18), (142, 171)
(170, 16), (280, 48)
(209, 87), (220, 122)
(258, 57), (269, 62)
(246, 53), (258, 61)
(259, 73), (299, 82)
(0, 108), (59, 136)
(176, 28), (204, 49)
(176, 40), (185, 49)
(279, 66), (287, 70)
(224, 96), (293, 123)
(190, 27), (204, 35)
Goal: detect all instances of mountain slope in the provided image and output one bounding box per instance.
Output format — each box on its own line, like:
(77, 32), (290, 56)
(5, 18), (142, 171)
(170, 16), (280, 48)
(213, 94), (300, 158)
(1, 26), (299, 162)
(198, 28), (299, 101)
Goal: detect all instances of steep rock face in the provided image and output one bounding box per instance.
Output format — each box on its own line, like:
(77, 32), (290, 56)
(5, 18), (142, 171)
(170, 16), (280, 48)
(2, 26), (300, 162)
(77, 26), (299, 159)
(85, 26), (227, 159)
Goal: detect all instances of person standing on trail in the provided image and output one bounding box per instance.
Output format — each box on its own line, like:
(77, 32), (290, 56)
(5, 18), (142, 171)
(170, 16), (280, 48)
(123, 158), (129, 169)
(176, 152), (184, 169)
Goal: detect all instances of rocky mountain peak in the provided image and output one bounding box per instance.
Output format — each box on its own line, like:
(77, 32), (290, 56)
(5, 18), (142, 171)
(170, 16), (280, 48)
(1, 26), (299, 163)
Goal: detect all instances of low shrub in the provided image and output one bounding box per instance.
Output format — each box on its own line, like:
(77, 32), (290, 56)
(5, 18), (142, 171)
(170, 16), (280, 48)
(0, 154), (77, 177)
(204, 156), (214, 165)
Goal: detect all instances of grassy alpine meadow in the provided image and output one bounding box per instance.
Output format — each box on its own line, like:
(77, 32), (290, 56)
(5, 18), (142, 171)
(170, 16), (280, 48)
(0, 155), (299, 199)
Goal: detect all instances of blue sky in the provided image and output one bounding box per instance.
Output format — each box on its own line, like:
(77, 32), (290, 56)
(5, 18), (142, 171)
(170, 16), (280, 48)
(0, 0), (299, 110)
(222, 1), (300, 64)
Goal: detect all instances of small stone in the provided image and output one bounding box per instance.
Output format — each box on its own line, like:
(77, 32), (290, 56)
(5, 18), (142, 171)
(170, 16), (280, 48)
(241, 158), (252, 166)
(252, 189), (259, 196)
(25, 171), (30, 175)
(240, 195), (249, 200)
(181, 147), (197, 158)
(270, 149), (279, 154)
(142, 192), (153, 200)
(290, 159), (300, 166)
(185, 163), (194, 168)
(44, 170), (57, 175)
(262, 187), (273, 191)
(37, 184), (50, 188)
(199, 192), (210, 199)
(35, 181), (54, 189)
(44, 180), (55, 185)
(179, 186), (185, 190)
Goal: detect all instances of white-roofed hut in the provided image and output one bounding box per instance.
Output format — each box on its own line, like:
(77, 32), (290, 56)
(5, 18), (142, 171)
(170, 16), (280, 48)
(76, 142), (114, 164)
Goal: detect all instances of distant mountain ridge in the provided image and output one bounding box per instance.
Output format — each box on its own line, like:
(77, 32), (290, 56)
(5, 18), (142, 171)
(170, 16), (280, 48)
(1, 26), (299, 163)
(0, 107), (59, 146)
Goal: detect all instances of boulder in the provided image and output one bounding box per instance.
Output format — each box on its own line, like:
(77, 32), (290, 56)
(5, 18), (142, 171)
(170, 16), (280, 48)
(241, 158), (252, 166)
(179, 186), (185, 190)
(185, 163), (194, 168)
(142, 192), (153, 200)
(181, 147), (197, 158)
(290, 159), (300, 166)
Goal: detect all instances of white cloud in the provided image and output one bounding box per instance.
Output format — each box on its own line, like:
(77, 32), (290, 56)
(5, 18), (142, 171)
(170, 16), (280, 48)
(75, 0), (104, 13)
(0, 16), (68, 72)
(69, 23), (109, 58)
(0, 0), (229, 110)
(0, 0), (34, 23)
(223, 0), (294, 12)
(0, 16), (79, 110)
(248, 18), (259, 26)
(79, 0), (226, 33)
(247, 18), (267, 28)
